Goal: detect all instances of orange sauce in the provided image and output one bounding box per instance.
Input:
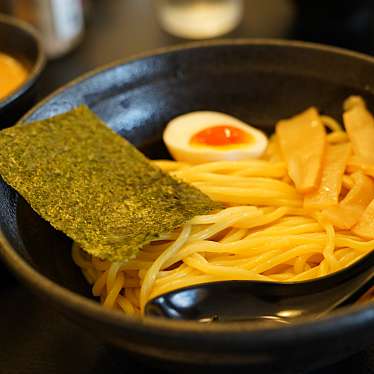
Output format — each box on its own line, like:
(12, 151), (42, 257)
(0, 52), (28, 101)
(190, 125), (252, 148)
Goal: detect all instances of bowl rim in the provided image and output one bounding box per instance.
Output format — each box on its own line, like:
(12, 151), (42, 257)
(0, 13), (46, 110)
(0, 38), (373, 342)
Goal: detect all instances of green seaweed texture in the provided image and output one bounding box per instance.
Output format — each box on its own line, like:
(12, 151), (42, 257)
(0, 106), (219, 262)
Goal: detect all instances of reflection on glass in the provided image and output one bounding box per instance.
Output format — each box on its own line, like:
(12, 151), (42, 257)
(277, 309), (302, 318)
(155, 0), (243, 39)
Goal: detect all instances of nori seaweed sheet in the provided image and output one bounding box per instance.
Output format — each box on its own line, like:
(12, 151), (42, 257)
(0, 106), (219, 262)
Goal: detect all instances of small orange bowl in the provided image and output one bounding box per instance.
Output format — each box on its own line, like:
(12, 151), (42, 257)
(0, 14), (45, 128)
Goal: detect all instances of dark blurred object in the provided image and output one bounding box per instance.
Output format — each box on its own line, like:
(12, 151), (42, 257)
(0, 13), (45, 129)
(294, 0), (374, 52)
(0, 0), (85, 59)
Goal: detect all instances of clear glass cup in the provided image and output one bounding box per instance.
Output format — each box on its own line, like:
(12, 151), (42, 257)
(155, 0), (243, 39)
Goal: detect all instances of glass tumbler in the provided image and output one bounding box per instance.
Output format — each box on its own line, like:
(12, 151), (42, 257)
(155, 0), (243, 39)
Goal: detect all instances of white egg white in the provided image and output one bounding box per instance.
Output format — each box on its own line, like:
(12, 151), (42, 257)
(163, 111), (268, 164)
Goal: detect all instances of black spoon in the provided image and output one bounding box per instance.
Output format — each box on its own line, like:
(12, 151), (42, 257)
(145, 251), (374, 324)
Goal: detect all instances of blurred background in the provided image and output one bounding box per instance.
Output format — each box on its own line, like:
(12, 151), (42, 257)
(1, 0), (374, 99)
(1, 1), (374, 373)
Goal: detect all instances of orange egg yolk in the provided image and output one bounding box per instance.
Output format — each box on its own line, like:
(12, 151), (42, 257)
(190, 125), (252, 147)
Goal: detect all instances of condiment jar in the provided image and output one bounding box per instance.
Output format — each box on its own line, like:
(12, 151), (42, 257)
(1, 0), (85, 59)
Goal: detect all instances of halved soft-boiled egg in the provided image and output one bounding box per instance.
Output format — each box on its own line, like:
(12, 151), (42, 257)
(163, 111), (268, 164)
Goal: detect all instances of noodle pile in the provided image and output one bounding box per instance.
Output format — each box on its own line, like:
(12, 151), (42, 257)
(73, 98), (374, 316)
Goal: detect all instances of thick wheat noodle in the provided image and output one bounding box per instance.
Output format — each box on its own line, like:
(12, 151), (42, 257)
(72, 112), (374, 316)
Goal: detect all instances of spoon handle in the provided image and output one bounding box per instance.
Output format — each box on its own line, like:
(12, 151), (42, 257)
(297, 268), (373, 319)
(146, 252), (374, 322)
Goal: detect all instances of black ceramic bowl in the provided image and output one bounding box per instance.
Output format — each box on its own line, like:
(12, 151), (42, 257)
(0, 13), (45, 128)
(0, 40), (373, 374)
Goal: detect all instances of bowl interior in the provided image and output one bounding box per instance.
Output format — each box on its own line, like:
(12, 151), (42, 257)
(0, 19), (36, 67)
(1, 41), (374, 313)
